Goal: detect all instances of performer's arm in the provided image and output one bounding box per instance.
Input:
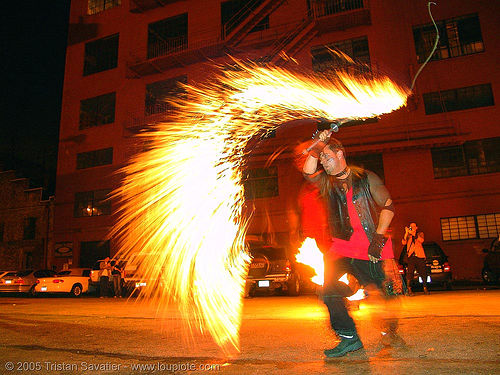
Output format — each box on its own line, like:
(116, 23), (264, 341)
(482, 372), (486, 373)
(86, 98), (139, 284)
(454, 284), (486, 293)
(367, 171), (394, 235)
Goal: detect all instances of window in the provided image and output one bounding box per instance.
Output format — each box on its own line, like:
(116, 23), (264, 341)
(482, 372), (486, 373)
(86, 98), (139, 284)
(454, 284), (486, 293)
(431, 137), (500, 178)
(0, 223), (4, 242)
(76, 148), (113, 169)
(79, 92), (116, 129)
(87, 0), (121, 15)
(311, 36), (370, 74)
(309, 0), (365, 18)
(145, 75), (187, 116)
(23, 218), (36, 240)
(423, 83), (494, 115)
(74, 189), (112, 217)
(148, 14), (188, 59)
(441, 213), (500, 241)
(347, 153), (384, 181)
(221, 0), (269, 38)
(83, 34), (119, 76)
(413, 14), (484, 63)
(244, 167), (279, 199)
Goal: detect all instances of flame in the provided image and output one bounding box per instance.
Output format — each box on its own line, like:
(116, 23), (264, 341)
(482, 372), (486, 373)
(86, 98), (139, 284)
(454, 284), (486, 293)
(295, 238), (325, 285)
(295, 238), (366, 301)
(110, 59), (409, 354)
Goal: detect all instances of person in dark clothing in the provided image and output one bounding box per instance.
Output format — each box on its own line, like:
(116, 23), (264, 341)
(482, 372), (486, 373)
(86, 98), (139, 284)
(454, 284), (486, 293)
(402, 223), (428, 295)
(99, 257), (112, 298)
(111, 260), (124, 298)
(302, 130), (402, 358)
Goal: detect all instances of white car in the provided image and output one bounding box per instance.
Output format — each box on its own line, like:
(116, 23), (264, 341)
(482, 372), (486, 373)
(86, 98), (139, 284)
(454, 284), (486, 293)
(34, 268), (91, 297)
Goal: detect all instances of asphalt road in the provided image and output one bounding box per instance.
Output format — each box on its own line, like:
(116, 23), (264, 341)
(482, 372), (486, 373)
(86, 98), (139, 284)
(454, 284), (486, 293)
(0, 289), (498, 375)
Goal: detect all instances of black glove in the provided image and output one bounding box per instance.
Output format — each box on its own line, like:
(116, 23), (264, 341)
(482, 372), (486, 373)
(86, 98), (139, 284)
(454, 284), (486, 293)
(368, 233), (387, 259)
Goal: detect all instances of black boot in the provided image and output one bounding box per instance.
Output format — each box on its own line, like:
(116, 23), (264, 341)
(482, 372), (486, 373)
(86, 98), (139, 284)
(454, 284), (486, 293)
(324, 330), (363, 358)
(407, 286), (414, 296)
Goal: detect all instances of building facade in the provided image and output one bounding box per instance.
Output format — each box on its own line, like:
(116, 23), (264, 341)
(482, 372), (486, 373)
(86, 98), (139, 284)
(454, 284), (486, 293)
(55, 0), (499, 279)
(0, 171), (54, 270)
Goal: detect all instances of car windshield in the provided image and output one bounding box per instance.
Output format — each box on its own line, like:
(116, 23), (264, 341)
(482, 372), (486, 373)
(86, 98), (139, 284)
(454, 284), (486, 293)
(57, 271), (71, 276)
(16, 270), (34, 277)
(250, 247), (288, 260)
(3, 272), (17, 277)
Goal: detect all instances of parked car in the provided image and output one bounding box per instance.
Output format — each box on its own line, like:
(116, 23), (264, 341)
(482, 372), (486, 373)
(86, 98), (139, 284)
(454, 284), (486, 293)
(398, 242), (452, 290)
(34, 268), (92, 297)
(482, 237), (500, 285)
(0, 270), (56, 295)
(246, 245), (314, 296)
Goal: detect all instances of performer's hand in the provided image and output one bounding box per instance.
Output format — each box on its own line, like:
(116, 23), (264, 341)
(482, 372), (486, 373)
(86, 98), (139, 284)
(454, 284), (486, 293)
(309, 130), (331, 157)
(368, 233), (386, 263)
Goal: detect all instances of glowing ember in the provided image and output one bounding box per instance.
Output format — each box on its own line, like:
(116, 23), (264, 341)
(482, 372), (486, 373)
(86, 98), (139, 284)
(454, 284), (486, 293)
(110, 59), (409, 353)
(295, 238), (324, 285)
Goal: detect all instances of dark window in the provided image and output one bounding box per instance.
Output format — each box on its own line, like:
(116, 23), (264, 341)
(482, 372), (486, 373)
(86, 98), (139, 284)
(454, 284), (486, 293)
(23, 217), (36, 240)
(148, 14), (188, 59)
(76, 148), (113, 169)
(311, 36), (370, 74)
(347, 153), (384, 181)
(83, 34), (119, 76)
(413, 14), (484, 63)
(74, 189), (112, 217)
(244, 167), (279, 199)
(79, 92), (116, 129)
(441, 213), (500, 241)
(0, 223), (4, 242)
(221, 0), (269, 38)
(145, 75), (187, 116)
(308, 0), (365, 18)
(87, 0), (121, 15)
(432, 137), (500, 178)
(80, 240), (110, 268)
(423, 83), (494, 115)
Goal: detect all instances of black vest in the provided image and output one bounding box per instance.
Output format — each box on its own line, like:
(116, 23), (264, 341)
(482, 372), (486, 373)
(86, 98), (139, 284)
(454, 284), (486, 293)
(326, 170), (379, 242)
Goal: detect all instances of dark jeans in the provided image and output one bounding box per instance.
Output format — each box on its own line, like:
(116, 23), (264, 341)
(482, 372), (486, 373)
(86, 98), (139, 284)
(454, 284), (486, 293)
(99, 276), (110, 297)
(407, 255), (427, 287)
(112, 275), (122, 297)
(322, 254), (386, 333)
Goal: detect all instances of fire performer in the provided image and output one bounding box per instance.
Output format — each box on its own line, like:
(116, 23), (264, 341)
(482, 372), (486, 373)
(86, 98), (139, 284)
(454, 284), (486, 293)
(302, 129), (402, 357)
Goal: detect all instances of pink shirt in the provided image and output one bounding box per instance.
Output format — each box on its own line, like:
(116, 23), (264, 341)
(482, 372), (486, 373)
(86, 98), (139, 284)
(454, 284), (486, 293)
(330, 189), (393, 260)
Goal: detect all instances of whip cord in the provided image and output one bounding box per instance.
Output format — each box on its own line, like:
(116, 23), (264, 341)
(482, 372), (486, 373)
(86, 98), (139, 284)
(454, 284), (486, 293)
(410, 2), (439, 92)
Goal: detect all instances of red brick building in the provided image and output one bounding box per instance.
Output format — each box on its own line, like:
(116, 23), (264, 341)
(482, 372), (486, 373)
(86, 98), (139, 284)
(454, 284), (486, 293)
(0, 171), (54, 270)
(54, 0), (499, 280)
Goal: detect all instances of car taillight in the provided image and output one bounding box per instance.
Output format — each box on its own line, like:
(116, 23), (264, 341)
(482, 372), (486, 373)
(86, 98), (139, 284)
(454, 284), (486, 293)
(443, 262), (451, 272)
(53, 279), (64, 283)
(14, 279), (25, 284)
(284, 260), (291, 273)
(35, 279), (40, 284)
(397, 265), (405, 274)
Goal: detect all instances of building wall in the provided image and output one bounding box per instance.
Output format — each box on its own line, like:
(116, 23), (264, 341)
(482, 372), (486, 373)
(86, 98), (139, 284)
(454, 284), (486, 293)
(0, 171), (54, 270)
(56, 0), (499, 279)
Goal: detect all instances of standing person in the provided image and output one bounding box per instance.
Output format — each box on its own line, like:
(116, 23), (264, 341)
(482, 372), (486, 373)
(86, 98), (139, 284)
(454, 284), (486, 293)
(402, 223), (428, 295)
(99, 257), (112, 298)
(111, 260), (123, 298)
(302, 130), (401, 358)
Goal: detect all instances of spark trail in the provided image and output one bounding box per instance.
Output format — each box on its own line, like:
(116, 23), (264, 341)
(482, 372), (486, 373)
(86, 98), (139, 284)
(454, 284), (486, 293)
(110, 59), (410, 354)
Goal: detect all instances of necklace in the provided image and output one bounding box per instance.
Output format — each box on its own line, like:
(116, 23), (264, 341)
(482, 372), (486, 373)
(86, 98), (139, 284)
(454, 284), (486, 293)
(333, 166), (350, 179)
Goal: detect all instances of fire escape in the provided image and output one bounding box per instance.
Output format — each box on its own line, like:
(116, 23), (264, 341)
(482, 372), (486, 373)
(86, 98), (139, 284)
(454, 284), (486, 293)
(222, 0), (287, 47)
(126, 0), (286, 78)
